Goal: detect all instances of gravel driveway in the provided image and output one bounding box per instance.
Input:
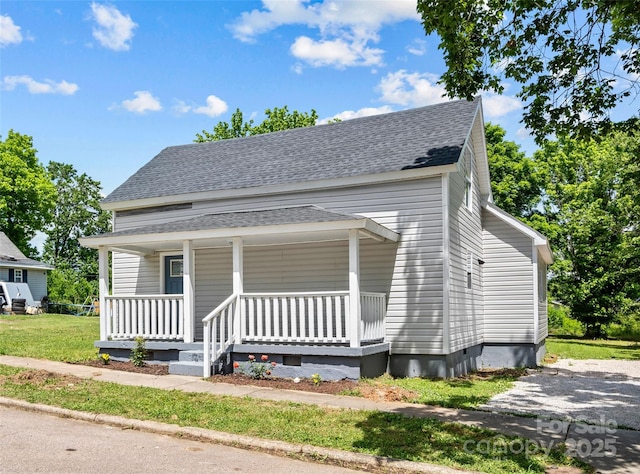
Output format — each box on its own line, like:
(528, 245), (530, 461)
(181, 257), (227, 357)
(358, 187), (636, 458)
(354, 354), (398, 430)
(479, 359), (640, 430)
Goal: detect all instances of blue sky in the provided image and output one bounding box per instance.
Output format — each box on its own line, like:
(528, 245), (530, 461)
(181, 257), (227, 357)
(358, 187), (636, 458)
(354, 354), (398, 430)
(2, 1), (546, 197)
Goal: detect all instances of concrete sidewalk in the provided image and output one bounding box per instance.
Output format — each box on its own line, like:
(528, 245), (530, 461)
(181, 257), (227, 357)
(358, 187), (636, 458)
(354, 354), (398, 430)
(1, 356), (638, 473)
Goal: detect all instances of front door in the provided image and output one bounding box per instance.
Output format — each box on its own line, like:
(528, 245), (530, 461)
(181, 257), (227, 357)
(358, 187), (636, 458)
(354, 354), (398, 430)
(164, 255), (183, 294)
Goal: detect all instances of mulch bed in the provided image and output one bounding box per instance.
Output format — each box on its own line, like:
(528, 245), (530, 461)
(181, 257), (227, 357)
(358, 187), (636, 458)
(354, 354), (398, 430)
(76, 360), (523, 402)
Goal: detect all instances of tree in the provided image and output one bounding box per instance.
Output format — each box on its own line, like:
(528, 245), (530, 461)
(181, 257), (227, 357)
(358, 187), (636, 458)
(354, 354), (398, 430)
(485, 123), (541, 218)
(195, 106), (319, 142)
(0, 130), (56, 256)
(43, 161), (111, 276)
(534, 131), (640, 337)
(417, 0), (640, 142)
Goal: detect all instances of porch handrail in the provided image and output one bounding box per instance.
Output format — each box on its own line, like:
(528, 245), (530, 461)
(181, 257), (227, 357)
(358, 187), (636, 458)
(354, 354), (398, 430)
(203, 293), (239, 377)
(104, 294), (184, 340)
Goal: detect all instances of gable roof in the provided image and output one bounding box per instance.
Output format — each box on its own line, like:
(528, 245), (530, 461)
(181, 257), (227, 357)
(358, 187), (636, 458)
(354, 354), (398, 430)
(0, 232), (54, 271)
(103, 99), (481, 208)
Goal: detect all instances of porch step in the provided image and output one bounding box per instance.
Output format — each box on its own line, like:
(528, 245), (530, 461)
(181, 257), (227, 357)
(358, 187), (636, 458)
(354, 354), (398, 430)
(178, 350), (205, 362)
(169, 360), (207, 376)
(169, 350), (205, 376)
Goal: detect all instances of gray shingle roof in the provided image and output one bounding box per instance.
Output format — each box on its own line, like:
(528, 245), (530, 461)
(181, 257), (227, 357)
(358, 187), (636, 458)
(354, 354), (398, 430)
(103, 99), (479, 204)
(86, 206), (364, 239)
(0, 232), (54, 270)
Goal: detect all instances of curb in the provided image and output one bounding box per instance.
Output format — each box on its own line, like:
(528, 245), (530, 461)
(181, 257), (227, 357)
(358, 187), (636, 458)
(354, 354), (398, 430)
(0, 397), (473, 474)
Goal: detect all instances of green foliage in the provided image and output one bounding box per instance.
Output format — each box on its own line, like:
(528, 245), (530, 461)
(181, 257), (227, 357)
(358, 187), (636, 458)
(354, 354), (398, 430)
(607, 311), (640, 342)
(195, 106), (318, 142)
(535, 131), (640, 337)
(44, 162), (111, 274)
(548, 305), (584, 337)
(485, 123), (541, 218)
(46, 267), (97, 304)
(0, 130), (56, 255)
(0, 314), (99, 361)
(130, 336), (147, 367)
(311, 373), (322, 386)
(417, 0), (640, 142)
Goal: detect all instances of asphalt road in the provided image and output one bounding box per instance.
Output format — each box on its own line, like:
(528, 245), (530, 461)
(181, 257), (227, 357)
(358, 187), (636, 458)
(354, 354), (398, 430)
(0, 406), (358, 474)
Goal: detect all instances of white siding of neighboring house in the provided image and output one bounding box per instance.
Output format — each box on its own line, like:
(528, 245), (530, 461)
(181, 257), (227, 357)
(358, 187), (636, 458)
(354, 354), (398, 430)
(447, 143), (485, 353)
(112, 178), (446, 354)
(0, 267), (48, 301)
(482, 210), (535, 343)
(27, 270), (48, 301)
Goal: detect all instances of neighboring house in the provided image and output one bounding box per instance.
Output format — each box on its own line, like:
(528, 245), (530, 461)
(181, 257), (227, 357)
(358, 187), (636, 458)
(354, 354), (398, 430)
(0, 232), (54, 306)
(80, 98), (552, 379)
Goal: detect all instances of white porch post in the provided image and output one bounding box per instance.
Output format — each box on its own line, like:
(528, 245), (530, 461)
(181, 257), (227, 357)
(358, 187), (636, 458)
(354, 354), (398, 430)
(348, 229), (361, 347)
(98, 246), (109, 341)
(183, 240), (195, 343)
(231, 237), (244, 343)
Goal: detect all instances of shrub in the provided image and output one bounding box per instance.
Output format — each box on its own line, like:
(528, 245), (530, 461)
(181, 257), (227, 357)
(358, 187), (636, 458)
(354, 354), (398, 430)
(130, 337), (148, 367)
(234, 354), (276, 379)
(548, 304), (584, 336)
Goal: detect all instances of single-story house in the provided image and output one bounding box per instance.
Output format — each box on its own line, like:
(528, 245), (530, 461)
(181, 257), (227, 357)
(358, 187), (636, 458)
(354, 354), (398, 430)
(80, 98), (552, 379)
(0, 232), (54, 310)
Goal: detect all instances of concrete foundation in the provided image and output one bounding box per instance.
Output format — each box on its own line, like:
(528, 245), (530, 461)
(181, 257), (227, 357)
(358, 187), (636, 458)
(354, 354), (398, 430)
(480, 341), (546, 369)
(389, 344), (482, 378)
(232, 343), (389, 380)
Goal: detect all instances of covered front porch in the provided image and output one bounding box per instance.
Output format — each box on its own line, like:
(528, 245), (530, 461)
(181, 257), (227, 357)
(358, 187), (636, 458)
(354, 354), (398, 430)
(81, 207), (399, 379)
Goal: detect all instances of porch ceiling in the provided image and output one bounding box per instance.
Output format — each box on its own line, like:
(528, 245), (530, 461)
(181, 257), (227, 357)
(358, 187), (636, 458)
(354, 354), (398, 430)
(80, 205), (399, 255)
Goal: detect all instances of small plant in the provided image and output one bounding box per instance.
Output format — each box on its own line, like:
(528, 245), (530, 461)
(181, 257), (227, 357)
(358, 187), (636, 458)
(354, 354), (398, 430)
(311, 373), (322, 385)
(233, 354), (276, 379)
(130, 336), (148, 367)
(100, 353), (110, 365)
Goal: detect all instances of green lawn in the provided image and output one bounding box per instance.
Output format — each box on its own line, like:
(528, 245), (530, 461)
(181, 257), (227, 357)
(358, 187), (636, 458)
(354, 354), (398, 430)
(0, 314), (99, 361)
(546, 336), (640, 360)
(0, 364), (584, 474)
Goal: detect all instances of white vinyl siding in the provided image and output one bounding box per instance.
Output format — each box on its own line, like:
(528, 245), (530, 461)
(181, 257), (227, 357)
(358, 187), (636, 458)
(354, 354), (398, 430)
(0, 267), (48, 301)
(537, 254), (548, 342)
(447, 145), (484, 352)
(482, 210), (535, 343)
(27, 270), (48, 301)
(112, 178), (445, 353)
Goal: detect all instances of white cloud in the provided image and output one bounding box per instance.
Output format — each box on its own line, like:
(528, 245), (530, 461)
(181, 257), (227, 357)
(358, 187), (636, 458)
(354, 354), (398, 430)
(480, 92), (522, 118)
(193, 95), (228, 117)
(290, 36), (383, 68)
(406, 38), (427, 56)
(230, 0), (418, 69)
(377, 70), (447, 107)
(1, 15), (22, 47)
(117, 91), (162, 114)
(516, 127), (531, 139)
(377, 70), (522, 118)
(320, 106), (394, 123)
(3, 75), (78, 95)
(90, 2), (137, 51)
(173, 95), (228, 118)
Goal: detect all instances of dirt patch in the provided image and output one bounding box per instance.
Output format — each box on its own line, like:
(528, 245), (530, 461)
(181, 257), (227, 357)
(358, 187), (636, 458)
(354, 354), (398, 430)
(207, 373), (359, 395)
(1, 370), (84, 390)
(78, 360), (170, 376)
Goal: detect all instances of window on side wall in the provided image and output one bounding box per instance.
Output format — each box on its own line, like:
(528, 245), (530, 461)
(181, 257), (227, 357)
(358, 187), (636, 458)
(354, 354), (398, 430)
(14, 269), (23, 283)
(463, 149), (473, 211)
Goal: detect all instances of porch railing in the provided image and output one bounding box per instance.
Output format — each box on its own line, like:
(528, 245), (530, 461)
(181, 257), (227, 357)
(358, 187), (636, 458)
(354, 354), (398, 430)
(104, 295), (184, 340)
(202, 293), (238, 377)
(202, 291), (386, 376)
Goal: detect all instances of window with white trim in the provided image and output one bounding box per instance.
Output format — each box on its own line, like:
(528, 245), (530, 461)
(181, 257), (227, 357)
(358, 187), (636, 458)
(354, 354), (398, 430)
(464, 149), (473, 211)
(466, 250), (473, 290)
(14, 269), (23, 283)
